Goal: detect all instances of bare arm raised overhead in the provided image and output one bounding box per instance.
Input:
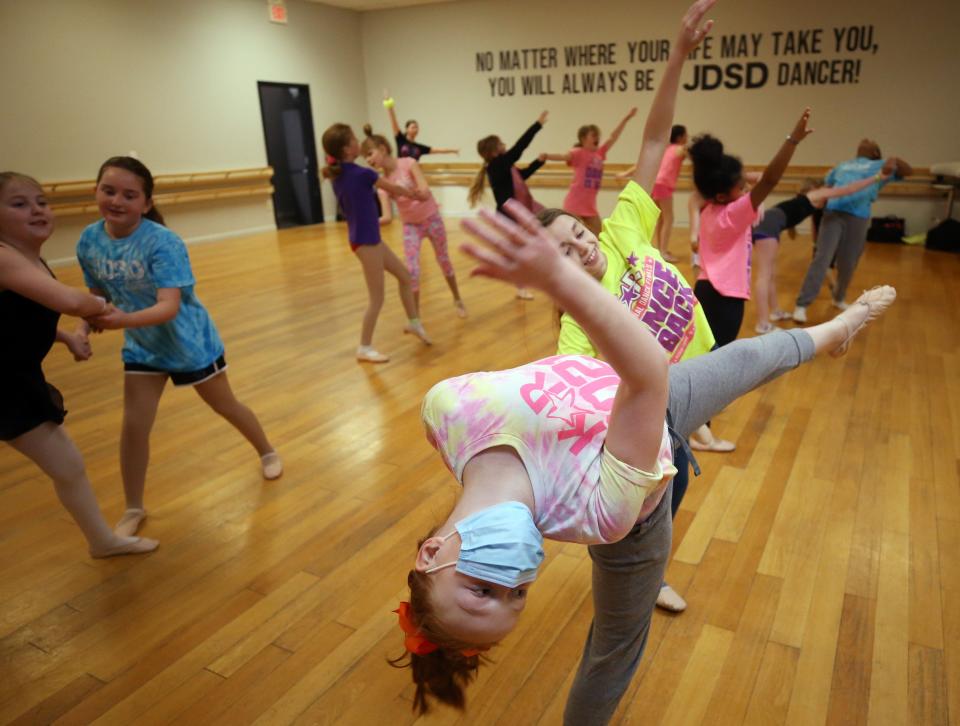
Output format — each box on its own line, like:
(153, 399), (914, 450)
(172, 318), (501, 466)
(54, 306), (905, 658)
(749, 108), (814, 210)
(632, 0), (716, 193)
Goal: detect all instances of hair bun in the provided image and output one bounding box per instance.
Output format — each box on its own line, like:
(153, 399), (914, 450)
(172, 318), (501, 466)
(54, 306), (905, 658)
(362, 123), (374, 137)
(689, 134), (724, 163)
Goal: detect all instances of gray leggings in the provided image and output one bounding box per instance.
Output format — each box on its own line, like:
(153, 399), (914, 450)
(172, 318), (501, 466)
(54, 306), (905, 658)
(564, 329), (815, 726)
(796, 210), (870, 308)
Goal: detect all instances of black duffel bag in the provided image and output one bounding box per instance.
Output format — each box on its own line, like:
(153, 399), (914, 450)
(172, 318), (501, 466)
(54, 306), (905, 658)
(926, 218), (960, 253)
(867, 216), (905, 243)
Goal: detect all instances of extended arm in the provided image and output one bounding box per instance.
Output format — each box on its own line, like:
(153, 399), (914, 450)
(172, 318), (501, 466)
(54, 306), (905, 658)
(807, 172), (887, 204)
(632, 0), (716, 192)
(0, 248), (106, 318)
(505, 111), (548, 165)
(604, 107), (637, 151)
(87, 287), (181, 329)
(462, 200), (668, 473)
(375, 176), (428, 201)
(520, 155), (546, 180)
(384, 89), (401, 137)
(882, 156), (914, 178)
(749, 108), (813, 210)
(544, 152), (573, 163)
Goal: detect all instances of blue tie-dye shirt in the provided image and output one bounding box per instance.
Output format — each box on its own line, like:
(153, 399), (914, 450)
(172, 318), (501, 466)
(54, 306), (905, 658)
(825, 157), (896, 219)
(77, 219), (224, 371)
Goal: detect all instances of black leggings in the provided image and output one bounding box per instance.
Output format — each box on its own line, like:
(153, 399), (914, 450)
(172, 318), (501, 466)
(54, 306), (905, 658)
(694, 279), (744, 348)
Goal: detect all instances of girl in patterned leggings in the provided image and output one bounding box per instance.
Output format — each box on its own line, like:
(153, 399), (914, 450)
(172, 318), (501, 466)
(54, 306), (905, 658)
(362, 126), (467, 318)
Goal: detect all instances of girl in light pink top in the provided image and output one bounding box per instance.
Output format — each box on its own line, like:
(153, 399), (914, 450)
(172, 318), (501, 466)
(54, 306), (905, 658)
(689, 108), (814, 347)
(544, 108), (637, 235)
(362, 126), (466, 318)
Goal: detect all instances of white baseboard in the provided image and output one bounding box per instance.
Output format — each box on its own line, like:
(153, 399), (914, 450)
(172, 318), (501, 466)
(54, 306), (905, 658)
(45, 223), (278, 269)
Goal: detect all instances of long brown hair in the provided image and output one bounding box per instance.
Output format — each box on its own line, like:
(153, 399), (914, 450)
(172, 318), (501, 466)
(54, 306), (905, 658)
(467, 135), (502, 208)
(97, 156), (165, 225)
(322, 123), (354, 180)
(389, 530), (491, 714)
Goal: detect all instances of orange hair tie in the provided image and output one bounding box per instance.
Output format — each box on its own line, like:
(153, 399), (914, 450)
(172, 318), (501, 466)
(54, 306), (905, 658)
(394, 602), (485, 658)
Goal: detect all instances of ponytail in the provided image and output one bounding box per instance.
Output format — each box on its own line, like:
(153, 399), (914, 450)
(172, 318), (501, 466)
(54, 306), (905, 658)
(467, 165), (487, 208)
(468, 135), (503, 208)
(322, 123), (354, 180)
(96, 156), (166, 227)
(144, 206), (165, 225)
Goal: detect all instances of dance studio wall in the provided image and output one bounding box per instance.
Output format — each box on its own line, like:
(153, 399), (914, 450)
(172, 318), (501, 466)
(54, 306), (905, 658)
(361, 0), (960, 231)
(0, 0), (368, 262)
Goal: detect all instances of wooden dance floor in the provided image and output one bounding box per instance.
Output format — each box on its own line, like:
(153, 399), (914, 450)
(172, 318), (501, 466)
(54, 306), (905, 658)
(1, 218), (958, 724)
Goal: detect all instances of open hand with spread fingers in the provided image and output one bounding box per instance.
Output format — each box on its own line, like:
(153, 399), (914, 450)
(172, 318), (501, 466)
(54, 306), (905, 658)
(460, 199), (569, 292)
(677, 0), (717, 56)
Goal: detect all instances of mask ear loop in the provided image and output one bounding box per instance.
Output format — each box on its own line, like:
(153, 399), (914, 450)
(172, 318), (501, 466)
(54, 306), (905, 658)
(424, 561), (457, 575)
(423, 529), (460, 575)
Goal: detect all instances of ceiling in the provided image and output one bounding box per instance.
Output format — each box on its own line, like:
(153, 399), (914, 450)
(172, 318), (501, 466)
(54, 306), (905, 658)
(308, 0), (465, 11)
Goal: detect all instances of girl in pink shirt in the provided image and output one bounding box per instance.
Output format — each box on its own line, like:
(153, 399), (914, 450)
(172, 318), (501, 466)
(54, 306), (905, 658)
(651, 125), (688, 262)
(545, 108), (637, 236)
(690, 108), (813, 346)
(362, 126), (466, 318)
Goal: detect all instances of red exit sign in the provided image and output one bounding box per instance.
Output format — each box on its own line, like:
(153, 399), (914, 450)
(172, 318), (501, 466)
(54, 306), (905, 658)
(269, 1), (288, 24)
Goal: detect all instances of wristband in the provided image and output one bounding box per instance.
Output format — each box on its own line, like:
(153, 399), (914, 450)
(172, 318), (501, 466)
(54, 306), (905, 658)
(786, 135), (798, 145)
(383, 97), (395, 109)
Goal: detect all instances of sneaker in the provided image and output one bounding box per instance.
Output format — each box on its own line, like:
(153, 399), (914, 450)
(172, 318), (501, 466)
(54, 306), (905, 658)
(454, 300), (468, 319)
(832, 299), (848, 311)
(792, 306), (807, 324)
(656, 583), (687, 613)
(691, 252), (701, 268)
(755, 322), (779, 335)
(357, 346), (390, 363)
(769, 309), (792, 322)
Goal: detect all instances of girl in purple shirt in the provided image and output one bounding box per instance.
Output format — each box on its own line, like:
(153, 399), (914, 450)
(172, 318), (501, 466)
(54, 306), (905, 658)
(322, 124), (432, 363)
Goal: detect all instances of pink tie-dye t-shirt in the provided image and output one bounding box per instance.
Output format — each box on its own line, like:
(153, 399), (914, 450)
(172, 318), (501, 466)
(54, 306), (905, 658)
(421, 355), (674, 545)
(563, 145), (609, 218)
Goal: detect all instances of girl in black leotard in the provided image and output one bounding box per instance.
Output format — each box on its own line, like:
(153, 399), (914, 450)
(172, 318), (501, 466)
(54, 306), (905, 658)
(0, 171), (157, 558)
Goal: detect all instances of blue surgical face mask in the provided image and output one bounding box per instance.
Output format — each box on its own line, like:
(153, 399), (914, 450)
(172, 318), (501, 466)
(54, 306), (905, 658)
(425, 501), (544, 588)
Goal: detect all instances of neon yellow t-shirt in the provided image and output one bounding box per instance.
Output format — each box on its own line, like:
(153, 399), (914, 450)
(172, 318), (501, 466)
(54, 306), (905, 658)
(557, 181), (715, 362)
